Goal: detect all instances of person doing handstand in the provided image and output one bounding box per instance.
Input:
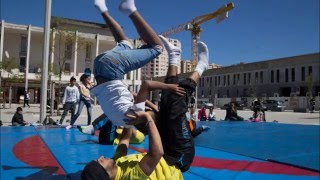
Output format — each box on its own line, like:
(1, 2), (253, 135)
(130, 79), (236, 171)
(91, 0), (184, 128)
(81, 35), (210, 179)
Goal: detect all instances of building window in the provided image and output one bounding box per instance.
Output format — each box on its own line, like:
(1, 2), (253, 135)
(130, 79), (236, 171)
(233, 74), (236, 85)
(65, 62), (71, 73)
(65, 41), (73, 60)
(244, 73), (247, 85)
(255, 72), (258, 84)
(20, 36), (27, 53)
(301, 67), (305, 81)
(260, 71), (263, 83)
(285, 68), (289, 82)
(227, 75), (230, 86)
(237, 74), (240, 85)
(271, 70), (274, 83)
(223, 75), (226, 86)
(248, 73), (251, 84)
(308, 66), (313, 76)
(85, 43), (91, 60)
(276, 70), (280, 83)
(215, 76), (217, 86)
(291, 68), (295, 82)
(19, 57), (26, 72)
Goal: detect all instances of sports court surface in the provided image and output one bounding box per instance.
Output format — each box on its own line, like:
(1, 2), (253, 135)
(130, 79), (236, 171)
(1, 121), (319, 179)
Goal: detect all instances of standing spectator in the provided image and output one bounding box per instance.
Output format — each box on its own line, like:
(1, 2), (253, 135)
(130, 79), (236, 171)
(66, 74), (93, 129)
(198, 106), (207, 121)
(58, 77), (80, 125)
(12, 107), (29, 126)
(24, 91), (30, 108)
(190, 107), (198, 121)
(310, 97), (315, 113)
(190, 96), (196, 108)
(208, 108), (216, 121)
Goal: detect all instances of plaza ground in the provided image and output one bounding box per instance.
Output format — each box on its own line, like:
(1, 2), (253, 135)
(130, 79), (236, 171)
(0, 103), (319, 126)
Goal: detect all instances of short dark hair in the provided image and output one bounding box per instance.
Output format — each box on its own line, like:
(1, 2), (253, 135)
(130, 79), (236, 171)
(70, 76), (76, 82)
(81, 160), (110, 180)
(17, 107), (23, 111)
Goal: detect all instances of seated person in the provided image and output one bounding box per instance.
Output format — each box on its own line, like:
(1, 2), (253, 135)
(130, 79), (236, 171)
(78, 114), (144, 145)
(208, 107), (216, 121)
(81, 37), (210, 178)
(12, 107), (29, 126)
(252, 97), (266, 121)
(224, 102), (244, 121)
(186, 118), (210, 138)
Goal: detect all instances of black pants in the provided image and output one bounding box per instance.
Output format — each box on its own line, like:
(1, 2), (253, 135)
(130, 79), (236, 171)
(158, 76), (195, 172)
(24, 100), (30, 107)
(59, 102), (76, 124)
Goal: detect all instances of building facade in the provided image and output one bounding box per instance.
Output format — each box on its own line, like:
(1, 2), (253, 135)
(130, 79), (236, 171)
(180, 60), (221, 73)
(197, 53), (320, 98)
(141, 38), (181, 78)
(0, 17), (142, 103)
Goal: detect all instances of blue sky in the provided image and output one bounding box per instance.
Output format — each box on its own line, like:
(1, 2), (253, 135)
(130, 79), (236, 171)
(1, 0), (319, 66)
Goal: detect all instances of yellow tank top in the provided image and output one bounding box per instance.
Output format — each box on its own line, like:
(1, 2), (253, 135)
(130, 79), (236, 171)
(115, 153), (183, 180)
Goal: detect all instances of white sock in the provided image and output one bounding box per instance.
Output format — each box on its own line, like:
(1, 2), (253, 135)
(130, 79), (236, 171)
(159, 35), (181, 66)
(119, 0), (137, 16)
(195, 41), (209, 76)
(94, 0), (108, 13)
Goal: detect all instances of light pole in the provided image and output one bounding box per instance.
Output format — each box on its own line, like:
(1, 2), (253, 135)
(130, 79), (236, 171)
(40, 0), (52, 123)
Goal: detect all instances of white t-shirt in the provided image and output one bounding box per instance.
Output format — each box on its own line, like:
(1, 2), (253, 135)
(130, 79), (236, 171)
(62, 86), (80, 104)
(91, 80), (145, 127)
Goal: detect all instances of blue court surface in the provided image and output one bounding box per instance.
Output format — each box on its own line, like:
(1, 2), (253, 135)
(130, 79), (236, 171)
(1, 122), (319, 180)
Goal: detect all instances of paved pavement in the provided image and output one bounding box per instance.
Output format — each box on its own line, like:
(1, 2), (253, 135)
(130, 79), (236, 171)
(0, 103), (319, 126)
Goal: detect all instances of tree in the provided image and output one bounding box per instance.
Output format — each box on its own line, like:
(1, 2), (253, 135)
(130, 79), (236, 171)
(0, 57), (22, 107)
(0, 57), (19, 78)
(49, 18), (87, 115)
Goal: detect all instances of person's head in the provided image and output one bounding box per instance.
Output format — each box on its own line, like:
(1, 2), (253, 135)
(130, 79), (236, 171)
(16, 107), (23, 114)
(209, 107), (213, 112)
(81, 156), (116, 180)
(80, 74), (91, 85)
(70, 76), (76, 86)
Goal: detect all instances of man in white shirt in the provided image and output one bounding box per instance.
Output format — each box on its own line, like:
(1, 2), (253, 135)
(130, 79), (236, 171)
(58, 76), (80, 125)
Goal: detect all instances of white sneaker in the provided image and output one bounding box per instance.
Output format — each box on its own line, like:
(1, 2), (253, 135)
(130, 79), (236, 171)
(78, 125), (94, 135)
(66, 125), (72, 130)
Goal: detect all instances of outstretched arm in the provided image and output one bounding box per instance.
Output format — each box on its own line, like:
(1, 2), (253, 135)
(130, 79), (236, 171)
(125, 111), (163, 176)
(135, 80), (185, 104)
(114, 128), (132, 160)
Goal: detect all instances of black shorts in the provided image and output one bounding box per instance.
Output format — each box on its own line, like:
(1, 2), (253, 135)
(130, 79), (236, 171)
(158, 76), (196, 172)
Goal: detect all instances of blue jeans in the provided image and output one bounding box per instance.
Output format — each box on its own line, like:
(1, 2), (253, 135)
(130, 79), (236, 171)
(70, 99), (92, 125)
(94, 41), (162, 80)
